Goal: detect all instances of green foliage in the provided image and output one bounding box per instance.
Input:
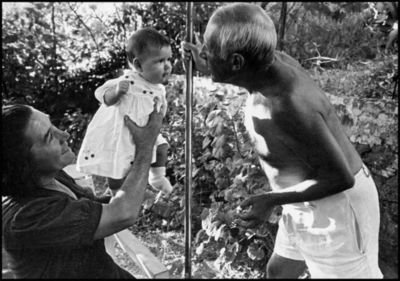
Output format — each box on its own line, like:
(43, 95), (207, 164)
(327, 93), (398, 178)
(2, 2), (128, 123)
(311, 53), (398, 99)
(270, 2), (398, 68)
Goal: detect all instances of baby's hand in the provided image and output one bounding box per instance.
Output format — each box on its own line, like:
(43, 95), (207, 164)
(116, 80), (130, 97)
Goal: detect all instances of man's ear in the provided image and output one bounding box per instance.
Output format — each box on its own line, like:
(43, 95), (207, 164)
(229, 53), (244, 71)
(133, 58), (142, 71)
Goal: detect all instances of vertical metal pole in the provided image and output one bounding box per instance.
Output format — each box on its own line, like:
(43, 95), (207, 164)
(184, 1), (193, 279)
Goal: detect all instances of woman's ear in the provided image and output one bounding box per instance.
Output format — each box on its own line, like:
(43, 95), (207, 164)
(133, 58), (142, 71)
(230, 53), (244, 71)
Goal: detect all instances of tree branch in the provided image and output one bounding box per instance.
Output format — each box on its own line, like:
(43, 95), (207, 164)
(113, 3), (126, 42)
(51, 2), (57, 61)
(278, 2), (287, 50)
(305, 55), (341, 64)
(91, 9), (106, 28)
(67, 2), (100, 54)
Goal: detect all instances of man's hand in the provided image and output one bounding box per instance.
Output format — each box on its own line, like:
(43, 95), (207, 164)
(181, 34), (210, 75)
(236, 193), (275, 228)
(124, 97), (164, 149)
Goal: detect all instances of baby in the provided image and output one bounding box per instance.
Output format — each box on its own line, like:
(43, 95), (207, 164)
(77, 27), (173, 197)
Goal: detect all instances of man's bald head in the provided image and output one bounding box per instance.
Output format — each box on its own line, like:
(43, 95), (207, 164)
(205, 3), (277, 68)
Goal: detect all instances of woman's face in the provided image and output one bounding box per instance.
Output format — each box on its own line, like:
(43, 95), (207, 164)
(24, 108), (75, 176)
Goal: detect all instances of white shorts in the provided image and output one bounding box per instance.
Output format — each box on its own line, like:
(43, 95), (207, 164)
(274, 165), (383, 278)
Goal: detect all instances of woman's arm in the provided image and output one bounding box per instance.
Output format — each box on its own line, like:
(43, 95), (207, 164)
(93, 101), (163, 239)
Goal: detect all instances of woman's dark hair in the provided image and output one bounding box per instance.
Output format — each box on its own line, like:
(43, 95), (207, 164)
(2, 104), (40, 197)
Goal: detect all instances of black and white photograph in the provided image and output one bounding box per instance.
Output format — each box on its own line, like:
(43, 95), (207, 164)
(2, 2), (398, 279)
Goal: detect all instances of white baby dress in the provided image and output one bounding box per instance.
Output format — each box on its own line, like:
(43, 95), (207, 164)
(76, 70), (168, 179)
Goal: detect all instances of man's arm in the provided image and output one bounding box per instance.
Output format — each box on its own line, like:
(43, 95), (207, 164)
(239, 102), (355, 224)
(276, 106), (355, 201)
(93, 101), (163, 239)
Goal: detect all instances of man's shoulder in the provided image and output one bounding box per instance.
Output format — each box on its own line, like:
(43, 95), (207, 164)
(273, 61), (327, 114)
(276, 51), (303, 69)
(282, 88), (327, 116)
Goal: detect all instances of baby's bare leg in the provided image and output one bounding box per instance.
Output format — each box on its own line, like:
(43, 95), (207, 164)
(151, 143), (169, 167)
(149, 143), (172, 195)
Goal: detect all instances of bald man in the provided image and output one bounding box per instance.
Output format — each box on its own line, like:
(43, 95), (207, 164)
(183, 3), (382, 278)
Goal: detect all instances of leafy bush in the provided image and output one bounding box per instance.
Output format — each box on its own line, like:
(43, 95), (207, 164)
(271, 2), (398, 68)
(310, 53), (398, 99)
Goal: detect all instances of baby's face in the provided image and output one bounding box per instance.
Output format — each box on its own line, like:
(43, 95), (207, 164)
(139, 45), (172, 85)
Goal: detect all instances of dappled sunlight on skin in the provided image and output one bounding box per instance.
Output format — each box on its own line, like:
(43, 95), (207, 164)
(242, 92), (312, 190)
(243, 92), (272, 157)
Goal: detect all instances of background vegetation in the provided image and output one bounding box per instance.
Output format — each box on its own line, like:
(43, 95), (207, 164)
(2, 2), (398, 278)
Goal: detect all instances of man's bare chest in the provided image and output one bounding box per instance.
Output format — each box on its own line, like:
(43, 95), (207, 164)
(243, 93), (299, 160)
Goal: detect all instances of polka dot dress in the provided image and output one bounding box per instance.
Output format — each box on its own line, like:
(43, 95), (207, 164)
(76, 70), (168, 179)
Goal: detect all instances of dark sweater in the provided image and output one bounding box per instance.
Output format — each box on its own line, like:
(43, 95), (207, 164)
(2, 170), (134, 279)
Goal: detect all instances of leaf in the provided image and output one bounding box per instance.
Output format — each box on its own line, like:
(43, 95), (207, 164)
(246, 243), (265, 261)
(200, 208), (209, 220)
(214, 224), (226, 241)
(212, 135), (226, 149)
(205, 221), (221, 237)
(205, 110), (219, 127)
(195, 229), (207, 244)
(204, 160), (217, 171)
(202, 136), (212, 149)
(214, 118), (225, 135)
(224, 189), (234, 202)
(212, 146), (225, 159)
(196, 242), (205, 255)
(226, 241), (240, 255)
(142, 197), (155, 210)
(202, 260), (220, 274)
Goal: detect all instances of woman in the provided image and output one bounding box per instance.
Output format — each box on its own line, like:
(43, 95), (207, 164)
(2, 102), (163, 278)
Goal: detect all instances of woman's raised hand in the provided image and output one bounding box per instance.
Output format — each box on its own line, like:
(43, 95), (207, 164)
(124, 97), (164, 149)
